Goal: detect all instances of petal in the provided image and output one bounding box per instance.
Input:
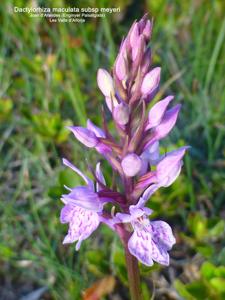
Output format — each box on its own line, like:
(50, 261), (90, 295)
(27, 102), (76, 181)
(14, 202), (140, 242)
(115, 212), (132, 223)
(134, 171), (157, 191)
(62, 158), (94, 189)
(150, 239), (170, 266)
(156, 146), (189, 186)
(105, 95), (119, 112)
(141, 141), (160, 166)
(146, 96), (174, 130)
(142, 207), (153, 216)
(95, 162), (106, 192)
(128, 230), (153, 266)
(97, 68), (114, 97)
(152, 104), (181, 140)
(87, 119), (105, 138)
(60, 203), (74, 224)
(148, 144), (160, 166)
(138, 156), (149, 176)
(136, 184), (160, 207)
(156, 146), (187, 174)
(68, 126), (98, 148)
(129, 206), (152, 218)
(98, 215), (116, 230)
(63, 186), (102, 212)
(151, 220), (176, 250)
(159, 162), (182, 187)
(75, 238), (83, 250)
(148, 140), (159, 154)
(63, 185), (72, 191)
(96, 143), (112, 156)
(141, 67), (161, 96)
(62, 206), (100, 249)
(141, 141), (158, 158)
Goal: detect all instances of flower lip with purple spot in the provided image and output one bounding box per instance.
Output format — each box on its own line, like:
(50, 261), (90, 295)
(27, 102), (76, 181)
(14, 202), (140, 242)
(115, 205), (176, 266)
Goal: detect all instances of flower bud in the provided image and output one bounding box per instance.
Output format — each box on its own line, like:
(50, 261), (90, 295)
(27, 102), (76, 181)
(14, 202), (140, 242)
(115, 52), (127, 81)
(143, 20), (152, 40)
(119, 38), (127, 53)
(129, 22), (139, 48)
(119, 37), (130, 56)
(97, 69), (114, 97)
(132, 34), (145, 61)
(141, 67), (161, 95)
(138, 17), (146, 33)
(68, 126), (98, 148)
(146, 96), (174, 130)
(121, 153), (142, 177)
(138, 15), (147, 32)
(141, 48), (151, 75)
(113, 102), (129, 125)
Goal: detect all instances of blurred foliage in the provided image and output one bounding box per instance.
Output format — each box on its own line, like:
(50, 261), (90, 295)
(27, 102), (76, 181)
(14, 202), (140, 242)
(175, 261), (225, 300)
(30, 112), (72, 144)
(0, 0), (225, 299)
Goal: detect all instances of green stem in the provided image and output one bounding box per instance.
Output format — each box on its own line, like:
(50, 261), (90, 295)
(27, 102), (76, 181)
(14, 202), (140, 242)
(124, 243), (142, 300)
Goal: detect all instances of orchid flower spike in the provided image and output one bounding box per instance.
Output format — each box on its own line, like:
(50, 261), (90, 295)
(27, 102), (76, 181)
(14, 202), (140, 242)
(60, 15), (189, 275)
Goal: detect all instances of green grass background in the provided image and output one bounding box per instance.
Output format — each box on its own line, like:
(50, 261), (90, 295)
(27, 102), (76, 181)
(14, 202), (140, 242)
(0, 0), (225, 299)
